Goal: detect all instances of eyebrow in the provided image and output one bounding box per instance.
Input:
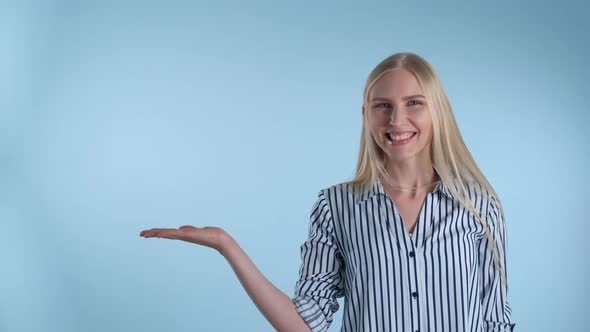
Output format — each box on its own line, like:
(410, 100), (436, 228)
(370, 94), (426, 102)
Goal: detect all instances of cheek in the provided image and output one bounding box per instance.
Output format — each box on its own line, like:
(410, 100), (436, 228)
(370, 130), (384, 144)
(366, 119), (384, 140)
(416, 114), (433, 133)
(419, 125), (434, 145)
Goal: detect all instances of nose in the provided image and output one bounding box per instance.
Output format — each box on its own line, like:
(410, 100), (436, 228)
(388, 107), (406, 125)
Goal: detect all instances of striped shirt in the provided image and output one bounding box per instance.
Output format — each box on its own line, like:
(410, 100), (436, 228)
(291, 177), (515, 332)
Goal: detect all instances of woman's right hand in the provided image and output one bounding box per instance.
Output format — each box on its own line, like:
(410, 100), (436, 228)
(140, 224), (311, 331)
(139, 225), (230, 252)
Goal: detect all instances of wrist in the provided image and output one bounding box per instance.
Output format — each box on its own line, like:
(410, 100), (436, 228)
(218, 231), (237, 257)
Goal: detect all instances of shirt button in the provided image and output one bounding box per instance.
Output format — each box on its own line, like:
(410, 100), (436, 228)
(412, 291), (418, 298)
(409, 251), (415, 258)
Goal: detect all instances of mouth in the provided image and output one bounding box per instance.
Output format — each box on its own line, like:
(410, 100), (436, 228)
(385, 132), (417, 145)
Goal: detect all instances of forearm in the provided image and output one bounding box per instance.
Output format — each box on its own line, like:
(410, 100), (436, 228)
(218, 234), (311, 332)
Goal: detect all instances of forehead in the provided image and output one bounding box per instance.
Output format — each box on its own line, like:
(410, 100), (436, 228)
(369, 69), (423, 100)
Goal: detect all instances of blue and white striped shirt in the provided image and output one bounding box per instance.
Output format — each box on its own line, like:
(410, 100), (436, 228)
(291, 177), (515, 332)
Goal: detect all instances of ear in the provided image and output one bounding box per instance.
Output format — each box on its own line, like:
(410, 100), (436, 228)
(362, 104), (365, 116)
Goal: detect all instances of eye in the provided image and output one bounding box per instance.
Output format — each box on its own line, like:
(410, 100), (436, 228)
(375, 102), (391, 108)
(408, 100), (422, 106)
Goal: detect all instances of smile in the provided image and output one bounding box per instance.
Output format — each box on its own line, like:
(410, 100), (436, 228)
(385, 132), (416, 145)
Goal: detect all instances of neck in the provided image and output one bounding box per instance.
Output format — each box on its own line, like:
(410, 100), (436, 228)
(380, 159), (439, 199)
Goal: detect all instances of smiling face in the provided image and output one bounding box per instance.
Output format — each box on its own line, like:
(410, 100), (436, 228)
(362, 68), (433, 165)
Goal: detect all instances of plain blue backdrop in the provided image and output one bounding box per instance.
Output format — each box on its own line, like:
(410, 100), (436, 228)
(1, 0), (588, 331)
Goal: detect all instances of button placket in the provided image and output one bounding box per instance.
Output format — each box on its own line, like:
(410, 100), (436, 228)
(407, 239), (422, 332)
(379, 194), (422, 331)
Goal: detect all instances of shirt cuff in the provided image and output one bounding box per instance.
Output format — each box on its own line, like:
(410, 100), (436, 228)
(291, 295), (329, 332)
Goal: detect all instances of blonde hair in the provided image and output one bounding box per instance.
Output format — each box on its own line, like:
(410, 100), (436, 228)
(339, 52), (508, 291)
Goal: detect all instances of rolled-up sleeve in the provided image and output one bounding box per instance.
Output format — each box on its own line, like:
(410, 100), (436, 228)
(479, 195), (516, 332)
(291, 190), (345, 332)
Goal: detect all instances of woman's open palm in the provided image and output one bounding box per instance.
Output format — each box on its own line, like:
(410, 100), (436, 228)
(139, 225), (228, 251)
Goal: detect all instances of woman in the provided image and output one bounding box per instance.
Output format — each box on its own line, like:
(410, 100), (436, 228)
(140, 52), (516, 332)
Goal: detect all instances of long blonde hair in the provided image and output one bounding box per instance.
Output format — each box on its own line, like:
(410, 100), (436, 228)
(339, 52), (508, 290)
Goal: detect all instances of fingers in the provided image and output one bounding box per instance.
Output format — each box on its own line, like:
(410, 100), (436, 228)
(140, 228), (181, 239)
(140, 225), (201, 240)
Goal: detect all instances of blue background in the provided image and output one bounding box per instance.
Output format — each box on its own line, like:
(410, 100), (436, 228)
(2, 1), (588, 331)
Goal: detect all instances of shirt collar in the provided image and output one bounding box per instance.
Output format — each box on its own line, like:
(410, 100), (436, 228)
(355, 176), (453, 204)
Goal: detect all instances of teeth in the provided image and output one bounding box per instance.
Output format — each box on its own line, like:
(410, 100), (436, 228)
(389, 132), (414, 141)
